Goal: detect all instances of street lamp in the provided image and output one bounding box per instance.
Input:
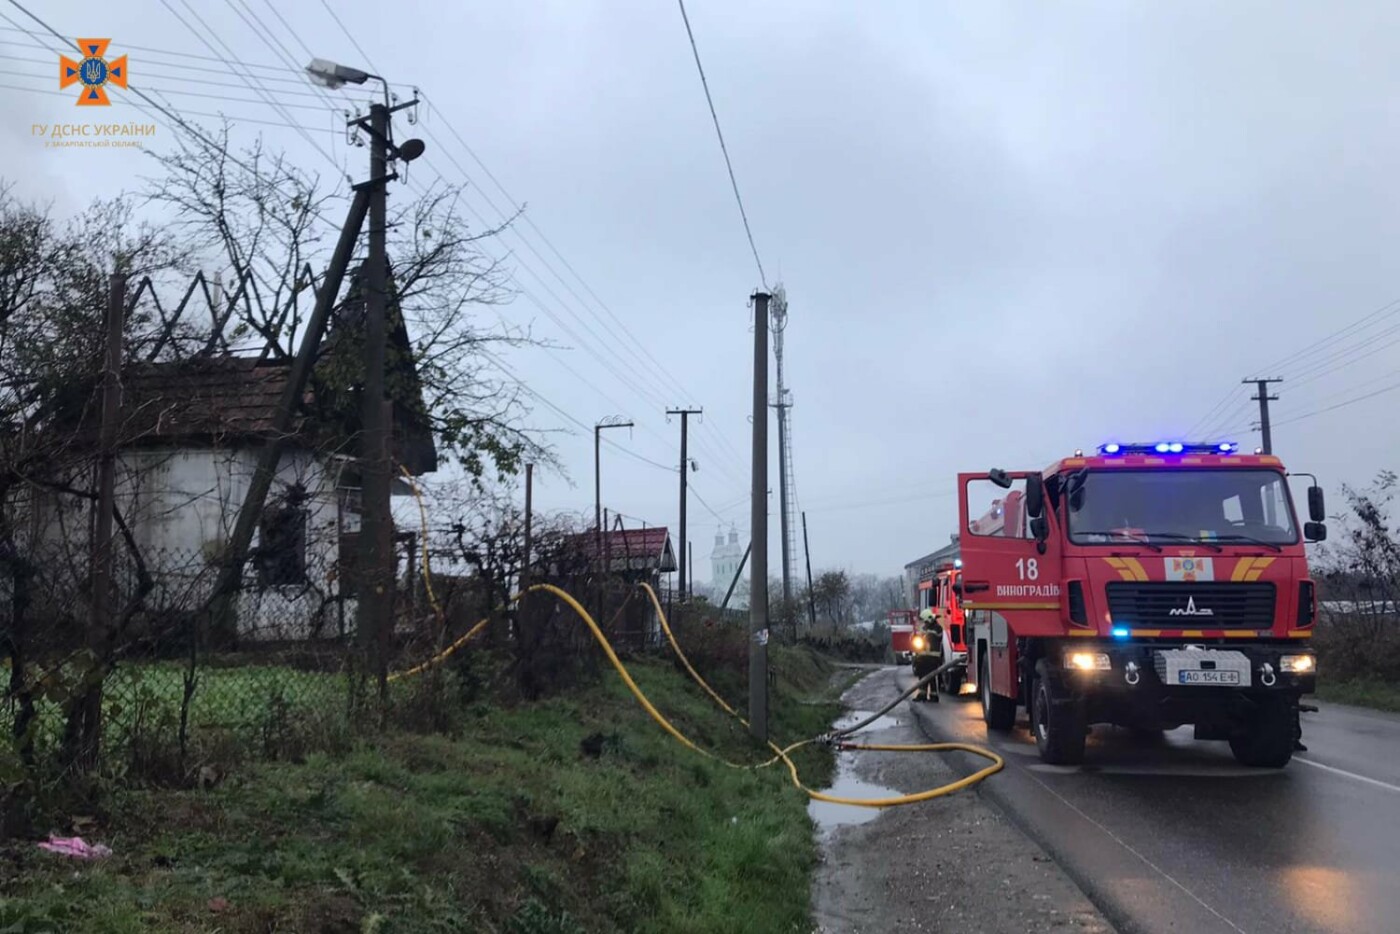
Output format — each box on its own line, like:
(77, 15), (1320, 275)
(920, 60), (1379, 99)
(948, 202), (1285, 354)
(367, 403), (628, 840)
(304, 58), (426, 165)
(306, 57), (378, 91)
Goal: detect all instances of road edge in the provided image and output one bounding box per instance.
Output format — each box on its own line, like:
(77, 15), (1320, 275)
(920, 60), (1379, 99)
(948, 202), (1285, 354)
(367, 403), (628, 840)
(907, 698), (1137, 934)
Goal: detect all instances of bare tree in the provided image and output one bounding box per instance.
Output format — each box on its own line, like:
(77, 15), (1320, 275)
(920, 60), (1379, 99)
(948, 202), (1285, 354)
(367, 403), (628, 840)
(143, 130), (550, 483)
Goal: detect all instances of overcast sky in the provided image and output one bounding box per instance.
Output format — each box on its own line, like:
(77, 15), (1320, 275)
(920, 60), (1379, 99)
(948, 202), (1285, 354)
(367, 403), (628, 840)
(4, 1), (1400, 584)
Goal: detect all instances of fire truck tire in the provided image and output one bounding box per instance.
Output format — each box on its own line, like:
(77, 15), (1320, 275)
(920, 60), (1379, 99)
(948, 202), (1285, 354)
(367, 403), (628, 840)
(1032, 663), (1086, 765)
(980, 657), (1016, 731)
(941, 670), (964, 696)
(1228, 696), (1295, 768)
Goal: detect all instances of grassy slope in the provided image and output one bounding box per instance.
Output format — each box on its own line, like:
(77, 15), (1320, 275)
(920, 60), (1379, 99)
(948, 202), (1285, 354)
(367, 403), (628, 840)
(1, 648), (844, 934)
(1314, 679), (1400, 714)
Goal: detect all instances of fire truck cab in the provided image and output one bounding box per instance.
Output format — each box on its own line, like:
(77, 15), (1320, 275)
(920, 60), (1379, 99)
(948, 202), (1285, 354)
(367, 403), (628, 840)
(957, 442), (1324, 767)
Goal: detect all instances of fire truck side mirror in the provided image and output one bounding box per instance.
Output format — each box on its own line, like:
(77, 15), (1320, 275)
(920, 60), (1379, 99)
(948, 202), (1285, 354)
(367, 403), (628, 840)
(1304, 521), (1327, 543)
(988, 468), (1013, 489)
(1308, 486), (1325, 523)
(1025, 474), (1045, 518)
(1030, 516), (1050, 552)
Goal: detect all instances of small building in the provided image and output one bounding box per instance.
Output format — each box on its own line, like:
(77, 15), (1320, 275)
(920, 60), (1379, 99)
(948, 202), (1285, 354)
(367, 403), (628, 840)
(550, 527), (678, 646)
(12, 260), (437, 644)
(903, 534), (960, 609)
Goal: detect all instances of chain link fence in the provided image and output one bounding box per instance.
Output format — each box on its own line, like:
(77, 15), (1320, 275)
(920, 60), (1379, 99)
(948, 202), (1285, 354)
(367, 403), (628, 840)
(3, 538), (693, 793)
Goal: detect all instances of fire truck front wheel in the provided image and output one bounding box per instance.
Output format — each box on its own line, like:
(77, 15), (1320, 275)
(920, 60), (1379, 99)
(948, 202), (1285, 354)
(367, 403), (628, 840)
(1228, 695), (1295, 768)
(1032, 661), (1087, 765)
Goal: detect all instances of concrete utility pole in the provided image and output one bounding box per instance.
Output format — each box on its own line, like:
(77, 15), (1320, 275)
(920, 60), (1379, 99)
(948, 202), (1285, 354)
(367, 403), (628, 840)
(1244, 377), (1283, 455)
(802, 510), (816, 632)
(594, 416), (633, 554)
(720, 541), (752, 611)
(76, 271), (126, 768)
(749, 290), (771, 741)
(667, 407), (703, 600)
(208, 188), (370, 641)
(522, 463), (533, 590)
(769, 286), (795, 607)
(358, 100), (395, 694)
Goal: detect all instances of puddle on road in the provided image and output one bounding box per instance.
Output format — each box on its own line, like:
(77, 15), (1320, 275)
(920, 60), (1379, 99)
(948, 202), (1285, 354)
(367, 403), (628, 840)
(809, 709), (903, 832)
(830, 709), (899, 735)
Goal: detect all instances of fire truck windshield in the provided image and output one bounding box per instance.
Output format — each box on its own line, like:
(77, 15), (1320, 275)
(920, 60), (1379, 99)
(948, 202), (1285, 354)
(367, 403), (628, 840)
(1065, 468), (1298, 546)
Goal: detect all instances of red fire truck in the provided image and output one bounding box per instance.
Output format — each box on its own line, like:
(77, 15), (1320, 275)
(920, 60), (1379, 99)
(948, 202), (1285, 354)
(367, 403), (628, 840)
(888, 609), (918, 663)
(917, 562), (972, 695)
(957, 441), (1323, 767)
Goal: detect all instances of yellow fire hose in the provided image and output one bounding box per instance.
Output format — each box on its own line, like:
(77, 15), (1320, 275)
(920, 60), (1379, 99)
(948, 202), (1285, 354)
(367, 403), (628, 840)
(386, 581), (1003, 807)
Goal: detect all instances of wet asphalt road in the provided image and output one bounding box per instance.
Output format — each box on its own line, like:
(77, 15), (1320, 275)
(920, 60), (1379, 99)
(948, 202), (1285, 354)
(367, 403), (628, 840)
(900, 667), (1400, 934)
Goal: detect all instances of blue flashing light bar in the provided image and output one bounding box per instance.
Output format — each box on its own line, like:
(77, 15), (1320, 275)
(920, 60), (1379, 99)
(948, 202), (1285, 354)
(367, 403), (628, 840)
(1096, 441), (1240, 456)
(1111, 626), (1130, 638)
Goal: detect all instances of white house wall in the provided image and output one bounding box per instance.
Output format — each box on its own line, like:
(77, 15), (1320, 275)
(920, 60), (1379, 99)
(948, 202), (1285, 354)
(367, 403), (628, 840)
(22, 446), (353, 642)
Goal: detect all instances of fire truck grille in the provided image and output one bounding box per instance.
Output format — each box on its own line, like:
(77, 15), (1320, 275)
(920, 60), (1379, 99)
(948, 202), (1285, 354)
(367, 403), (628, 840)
(1105, 582), (1276, 630)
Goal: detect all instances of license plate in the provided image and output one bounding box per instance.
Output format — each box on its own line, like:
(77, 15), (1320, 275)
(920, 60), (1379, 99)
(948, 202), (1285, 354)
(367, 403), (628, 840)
(1178, 670), (1240, 686)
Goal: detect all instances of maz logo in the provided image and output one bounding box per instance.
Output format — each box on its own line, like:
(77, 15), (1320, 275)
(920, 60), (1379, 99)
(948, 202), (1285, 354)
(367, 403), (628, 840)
(1169, 596), (1214, 617)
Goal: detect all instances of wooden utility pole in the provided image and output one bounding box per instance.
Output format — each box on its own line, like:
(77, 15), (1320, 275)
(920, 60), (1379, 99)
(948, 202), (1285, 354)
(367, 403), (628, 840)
(667, 407), (702, 600)
(749, 290), (771, 741)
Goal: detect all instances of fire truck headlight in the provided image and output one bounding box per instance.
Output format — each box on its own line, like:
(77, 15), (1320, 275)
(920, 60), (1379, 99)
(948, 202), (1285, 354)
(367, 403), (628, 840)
(1065, 651), (1111, 672)
(912, 635), (927, 652)
(1281, 654), (1315, 674)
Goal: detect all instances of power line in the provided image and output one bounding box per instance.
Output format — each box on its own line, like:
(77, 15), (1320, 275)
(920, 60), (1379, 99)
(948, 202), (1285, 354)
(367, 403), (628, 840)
(0, 22), (419, 81)
(1186, 385), (1245, 437)
(804, 488), (957, 515)
(0, 66), (339, 111)
(410, 104), (749, 478)
(1258, 295), (1400, 377)
(302, 4), (750, 477)
(675, 0), (767, 288)
(1188, 294), (1400, 435)
(689, 485), (728, 524)
(1269, 379), (1400, 430)
(317, 0), (378, 72)
(2, 1), (331, 208)
(0, 82), (344, 133)
(481, 349), (676, 473)
(159, 0), (339, 169)
(1271, 367), (1400, 419)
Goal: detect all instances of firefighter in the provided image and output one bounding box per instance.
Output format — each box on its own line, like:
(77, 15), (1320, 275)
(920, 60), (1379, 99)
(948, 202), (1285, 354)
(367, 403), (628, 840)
(911, 607), (945, 702)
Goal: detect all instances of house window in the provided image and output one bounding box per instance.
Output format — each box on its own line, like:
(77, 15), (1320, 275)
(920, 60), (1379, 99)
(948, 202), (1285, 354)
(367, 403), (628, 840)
(257, 486), (308, 587)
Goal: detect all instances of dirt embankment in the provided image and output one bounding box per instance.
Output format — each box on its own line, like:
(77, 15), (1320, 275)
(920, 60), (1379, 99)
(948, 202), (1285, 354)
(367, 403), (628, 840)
(811, 667), (1112, 933)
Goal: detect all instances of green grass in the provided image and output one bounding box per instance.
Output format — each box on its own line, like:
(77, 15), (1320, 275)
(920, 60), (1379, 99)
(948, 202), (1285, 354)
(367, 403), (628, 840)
(1, 647), (843, 933)
(1314, 678), (1400, 713)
